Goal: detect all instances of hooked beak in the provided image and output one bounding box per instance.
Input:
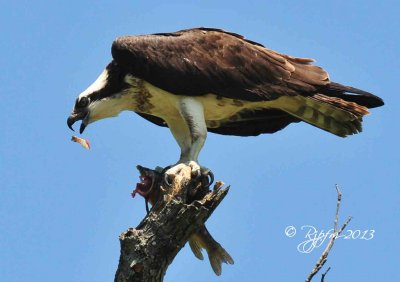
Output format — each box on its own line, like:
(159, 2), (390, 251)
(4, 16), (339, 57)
(67, 111), (88, 134)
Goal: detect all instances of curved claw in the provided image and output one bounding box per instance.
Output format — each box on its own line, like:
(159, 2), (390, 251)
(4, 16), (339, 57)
(161, 165), (172, 187)
(164, 173), (173, 187)
(205, 170), (214, 188)
(162, 165), (173, 187)
(145, 199), (150, 214)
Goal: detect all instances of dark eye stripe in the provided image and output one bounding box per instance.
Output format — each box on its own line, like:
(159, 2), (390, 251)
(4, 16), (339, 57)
(77, 97), (89, 108)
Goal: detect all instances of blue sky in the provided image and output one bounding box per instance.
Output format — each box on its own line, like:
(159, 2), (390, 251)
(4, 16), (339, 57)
(1, 1), (399, 281)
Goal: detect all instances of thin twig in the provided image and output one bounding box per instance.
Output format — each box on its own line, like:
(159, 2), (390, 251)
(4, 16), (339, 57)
(338, 216), (352, 234)
(305, 185), (352, 282)
(320, 267), (331, 282)
(333, 184), (341, 231)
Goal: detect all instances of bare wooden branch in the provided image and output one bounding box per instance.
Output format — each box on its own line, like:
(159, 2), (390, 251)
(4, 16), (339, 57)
(305, 185), (352, 282)
(114, 165), (232, 282)
(320, 267), (331, 282)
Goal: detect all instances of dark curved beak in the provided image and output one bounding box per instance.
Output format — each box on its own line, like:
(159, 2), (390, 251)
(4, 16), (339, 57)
(67, 115), (76, 131)
(67, 111), (88, 133)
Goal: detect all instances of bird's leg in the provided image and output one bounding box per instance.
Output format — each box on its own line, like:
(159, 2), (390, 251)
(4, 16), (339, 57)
(163, 98), (213, 186)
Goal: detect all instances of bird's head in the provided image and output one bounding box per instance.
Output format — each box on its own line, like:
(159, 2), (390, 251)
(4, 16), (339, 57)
(67, 61), (131, 133)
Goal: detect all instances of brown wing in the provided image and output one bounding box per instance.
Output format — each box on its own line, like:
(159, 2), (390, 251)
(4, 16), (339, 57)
(115, 28), (383, 137)
(111, 27), (330, 101)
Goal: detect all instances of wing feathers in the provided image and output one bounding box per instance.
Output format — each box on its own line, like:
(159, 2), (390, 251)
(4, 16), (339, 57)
(111, 28), (329, 101)
(112, 27), (383, 137)
(321, 82), (384, 108)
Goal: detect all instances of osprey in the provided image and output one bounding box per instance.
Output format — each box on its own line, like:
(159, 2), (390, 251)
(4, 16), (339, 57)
(67, 27), (384, 178)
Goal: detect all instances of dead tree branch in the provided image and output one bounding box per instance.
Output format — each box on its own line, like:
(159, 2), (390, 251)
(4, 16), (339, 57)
(305, 185), (352, 282)
(114, 165), (232, 282)
(320, 267), (331, 282)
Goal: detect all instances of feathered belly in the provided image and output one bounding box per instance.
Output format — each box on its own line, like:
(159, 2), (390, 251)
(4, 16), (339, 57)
(140, 80), (270, 123)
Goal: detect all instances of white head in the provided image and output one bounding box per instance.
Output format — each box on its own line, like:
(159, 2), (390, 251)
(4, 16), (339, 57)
(67, 61), (133, 133)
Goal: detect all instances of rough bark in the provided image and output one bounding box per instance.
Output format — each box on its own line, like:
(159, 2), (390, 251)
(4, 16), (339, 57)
(114, 165), (230, 282)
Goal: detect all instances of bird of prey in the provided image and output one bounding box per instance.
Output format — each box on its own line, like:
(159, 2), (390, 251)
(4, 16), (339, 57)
(67, 27), (384, 178)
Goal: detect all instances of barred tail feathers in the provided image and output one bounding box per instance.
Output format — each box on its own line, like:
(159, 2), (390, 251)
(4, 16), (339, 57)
(279, 94), (370, 137)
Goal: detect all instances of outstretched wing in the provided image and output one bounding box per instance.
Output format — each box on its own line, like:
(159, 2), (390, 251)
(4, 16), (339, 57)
(111, 27), (330, 102)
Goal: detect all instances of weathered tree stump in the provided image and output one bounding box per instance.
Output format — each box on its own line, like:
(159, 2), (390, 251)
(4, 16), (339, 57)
(114, 165), (231, 282)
